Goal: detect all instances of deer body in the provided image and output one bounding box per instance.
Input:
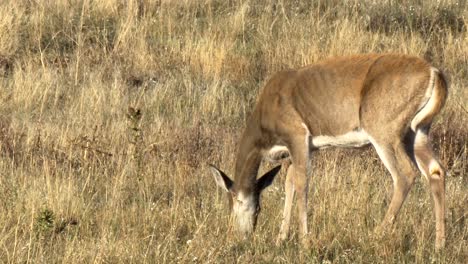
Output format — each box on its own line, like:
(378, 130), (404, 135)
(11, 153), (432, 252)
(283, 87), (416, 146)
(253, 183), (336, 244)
(210, 53), (447, 250)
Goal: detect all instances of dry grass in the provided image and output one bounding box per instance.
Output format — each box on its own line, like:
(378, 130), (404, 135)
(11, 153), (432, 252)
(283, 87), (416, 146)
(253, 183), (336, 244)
(0, 0), (466, 263)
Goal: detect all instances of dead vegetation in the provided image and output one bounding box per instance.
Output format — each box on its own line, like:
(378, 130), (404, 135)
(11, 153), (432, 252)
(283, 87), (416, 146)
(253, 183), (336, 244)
(0, 0), (466, 263)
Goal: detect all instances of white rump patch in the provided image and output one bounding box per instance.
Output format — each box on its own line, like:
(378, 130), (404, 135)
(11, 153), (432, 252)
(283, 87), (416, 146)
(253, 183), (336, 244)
(311, 130), (370, 149)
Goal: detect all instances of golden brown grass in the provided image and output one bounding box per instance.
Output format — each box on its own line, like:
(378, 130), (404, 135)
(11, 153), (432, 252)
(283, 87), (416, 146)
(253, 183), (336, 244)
(0, 0), (466, 263)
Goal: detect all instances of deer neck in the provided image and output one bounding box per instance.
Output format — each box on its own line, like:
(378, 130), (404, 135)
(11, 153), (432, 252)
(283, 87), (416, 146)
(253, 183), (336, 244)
(234, 121), (264, 194)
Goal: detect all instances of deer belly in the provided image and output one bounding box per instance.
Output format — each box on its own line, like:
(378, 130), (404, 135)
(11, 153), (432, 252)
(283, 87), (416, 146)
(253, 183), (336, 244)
(265, 130), (370, 162)
(311, 130), (370, 149)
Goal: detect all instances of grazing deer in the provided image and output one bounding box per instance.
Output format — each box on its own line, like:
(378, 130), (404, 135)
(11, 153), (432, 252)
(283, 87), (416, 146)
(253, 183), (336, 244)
(209, 54), (448, 250)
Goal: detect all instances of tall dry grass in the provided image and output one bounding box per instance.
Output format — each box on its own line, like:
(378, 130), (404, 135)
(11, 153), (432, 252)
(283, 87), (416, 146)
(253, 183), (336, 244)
(0, 0), (466, 263)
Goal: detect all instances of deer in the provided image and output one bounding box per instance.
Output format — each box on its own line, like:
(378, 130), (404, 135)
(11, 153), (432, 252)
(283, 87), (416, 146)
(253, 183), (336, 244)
(209, 53), (448, 250)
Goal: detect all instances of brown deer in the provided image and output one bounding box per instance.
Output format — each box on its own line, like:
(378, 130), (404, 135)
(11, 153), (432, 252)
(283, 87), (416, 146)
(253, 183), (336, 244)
(209, 53), (448, 250)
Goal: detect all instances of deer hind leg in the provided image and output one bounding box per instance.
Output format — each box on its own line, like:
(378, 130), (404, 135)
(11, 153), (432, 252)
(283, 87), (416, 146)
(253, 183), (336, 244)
(369, 137), (418, 232)
(413, 128), (446, 249)
(277, 165), (295, 244)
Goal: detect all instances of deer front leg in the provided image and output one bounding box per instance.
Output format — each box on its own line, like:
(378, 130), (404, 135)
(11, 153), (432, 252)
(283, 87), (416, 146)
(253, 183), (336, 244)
(288, 124), (312, 247)
(277, 165), (295, 245)
(294, 163), (310, 247)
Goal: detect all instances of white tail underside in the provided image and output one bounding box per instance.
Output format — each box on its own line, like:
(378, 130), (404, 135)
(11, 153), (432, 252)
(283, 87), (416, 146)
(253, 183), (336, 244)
(411, 67), (438, 131)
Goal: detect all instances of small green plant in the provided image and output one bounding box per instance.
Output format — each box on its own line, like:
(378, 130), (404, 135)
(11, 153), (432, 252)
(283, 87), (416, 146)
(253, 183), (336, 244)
(35, 208), (55, 236)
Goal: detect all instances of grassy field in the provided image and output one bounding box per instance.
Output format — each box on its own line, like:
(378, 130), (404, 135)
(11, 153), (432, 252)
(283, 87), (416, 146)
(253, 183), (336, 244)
(0, 0), (466, 263)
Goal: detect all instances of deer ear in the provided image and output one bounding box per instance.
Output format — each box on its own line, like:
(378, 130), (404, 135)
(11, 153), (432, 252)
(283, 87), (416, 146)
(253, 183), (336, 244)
(257, 165), (281, 192)
(208, 164), (234, 193)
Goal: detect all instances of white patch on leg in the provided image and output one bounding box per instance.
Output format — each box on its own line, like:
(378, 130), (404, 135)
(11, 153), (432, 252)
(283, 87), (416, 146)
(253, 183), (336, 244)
(233, 192), (257, 234)
(265, 145), (289, 160)
(268, 145), (289, 154)
(429, 160), (442, 179)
